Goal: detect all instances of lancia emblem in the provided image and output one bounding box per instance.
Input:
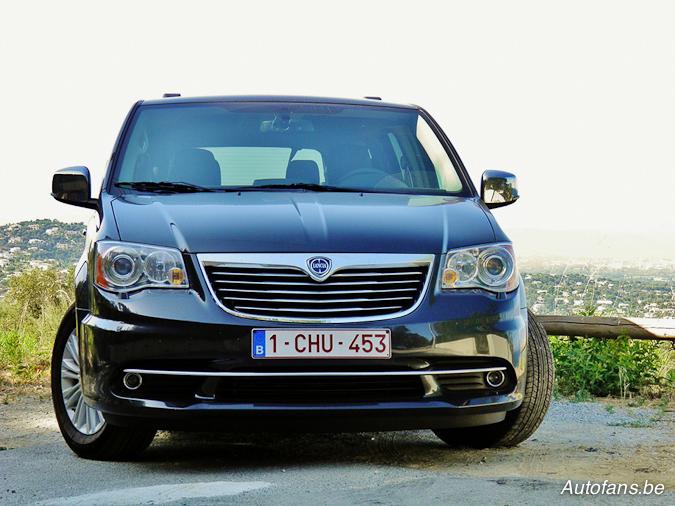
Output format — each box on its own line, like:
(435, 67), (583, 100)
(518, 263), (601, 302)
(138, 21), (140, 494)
(307, 256), (331, 279)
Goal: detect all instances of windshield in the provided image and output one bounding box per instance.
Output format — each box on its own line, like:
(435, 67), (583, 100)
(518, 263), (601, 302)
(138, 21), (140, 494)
(113, 102), (466, 195)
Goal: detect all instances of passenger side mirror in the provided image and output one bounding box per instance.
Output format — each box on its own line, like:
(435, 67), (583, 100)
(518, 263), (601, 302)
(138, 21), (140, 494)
(481, 170), (519, 209)
(51, 166), (98, 210)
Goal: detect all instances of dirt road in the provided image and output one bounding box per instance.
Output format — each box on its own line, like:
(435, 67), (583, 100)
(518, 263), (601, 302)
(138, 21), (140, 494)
(0, 392), (672, 505)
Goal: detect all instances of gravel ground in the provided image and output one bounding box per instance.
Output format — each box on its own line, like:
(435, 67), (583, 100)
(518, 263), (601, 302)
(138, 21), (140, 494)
(0, 392), (673, 505)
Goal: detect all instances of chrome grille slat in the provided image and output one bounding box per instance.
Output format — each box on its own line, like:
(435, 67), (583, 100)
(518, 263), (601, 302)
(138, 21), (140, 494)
(209, 268), (427, 278)
(224, 296), (414, 304)
(234, 305), (405, 313)
(215, 287), (418, 295)
(219, 265), (302, 271)
(331, 271), (424, 278)
(199, 253), (433, 323)
(210, 271), (307, 277)
(212, 279), (421, 286)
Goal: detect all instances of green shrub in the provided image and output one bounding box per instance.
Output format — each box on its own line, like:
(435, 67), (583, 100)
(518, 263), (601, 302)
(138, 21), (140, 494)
(6, 268), (72, 318)
(0, 268), (73, 383)
(551, 335), (673, 398)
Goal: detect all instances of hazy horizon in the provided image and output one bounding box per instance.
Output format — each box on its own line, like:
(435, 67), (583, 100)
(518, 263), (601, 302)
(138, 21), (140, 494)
(1, 1), (673, 260)
(4, 217), (674, 264)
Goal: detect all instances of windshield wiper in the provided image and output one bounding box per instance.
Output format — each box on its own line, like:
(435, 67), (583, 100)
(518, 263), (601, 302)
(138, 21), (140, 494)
(250, 183), (369, 193)
(116, 181), (378, 194)
(115, 181), (215, 193)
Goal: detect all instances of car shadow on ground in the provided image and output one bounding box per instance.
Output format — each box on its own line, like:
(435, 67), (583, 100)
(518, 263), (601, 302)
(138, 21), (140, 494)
(133, 426), (675, 491)
(138, 430), (489, 471)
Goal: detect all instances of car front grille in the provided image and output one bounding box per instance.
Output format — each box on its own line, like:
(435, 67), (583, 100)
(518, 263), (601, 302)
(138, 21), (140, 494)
(199, 254), (433, 322)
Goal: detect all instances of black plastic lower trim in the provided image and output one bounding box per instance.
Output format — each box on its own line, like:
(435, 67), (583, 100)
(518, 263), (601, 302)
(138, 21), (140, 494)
(103, 409), (507, 432)
(97, 401), (520, 432)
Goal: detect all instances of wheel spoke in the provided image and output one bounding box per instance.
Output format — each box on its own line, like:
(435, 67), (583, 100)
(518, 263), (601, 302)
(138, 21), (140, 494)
(85, 405), (104, 434)
(62, 384), (80, 409)
(61, 368), (80, 381)
(65, 337), (79, 366)
(91, 409), (102, 430)
(73, 389), (83, 410)
(74, 396), (85, 427)
(62, 358), (79, 375)
(84, 404), (92, 433)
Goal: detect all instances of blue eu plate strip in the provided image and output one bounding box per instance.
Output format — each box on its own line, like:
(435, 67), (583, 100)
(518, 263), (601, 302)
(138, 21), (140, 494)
(252, 330), (266, 358)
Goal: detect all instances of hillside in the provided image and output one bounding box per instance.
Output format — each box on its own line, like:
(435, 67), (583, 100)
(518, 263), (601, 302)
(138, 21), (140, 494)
(0, 220), (85, 292)
(0, 220), (672, 318)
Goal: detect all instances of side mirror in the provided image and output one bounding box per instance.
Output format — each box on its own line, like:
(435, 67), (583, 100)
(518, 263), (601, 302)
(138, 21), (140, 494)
(51, 166), (98, 210)
(481, 170), (519, 209)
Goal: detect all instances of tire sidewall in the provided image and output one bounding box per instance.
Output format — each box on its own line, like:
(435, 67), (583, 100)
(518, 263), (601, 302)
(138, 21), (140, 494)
(504, 309), (554, 434)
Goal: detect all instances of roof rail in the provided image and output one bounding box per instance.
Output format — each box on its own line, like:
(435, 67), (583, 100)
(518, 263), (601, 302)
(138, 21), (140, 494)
(162, 93), (181, 98)
(363, 96), (382, 100)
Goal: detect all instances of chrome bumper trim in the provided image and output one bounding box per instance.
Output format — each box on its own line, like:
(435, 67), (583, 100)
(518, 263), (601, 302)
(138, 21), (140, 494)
(122, 366), (506, 378)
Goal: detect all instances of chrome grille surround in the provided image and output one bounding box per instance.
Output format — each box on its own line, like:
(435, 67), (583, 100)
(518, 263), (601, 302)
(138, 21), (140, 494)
(197, 253), (435, 323)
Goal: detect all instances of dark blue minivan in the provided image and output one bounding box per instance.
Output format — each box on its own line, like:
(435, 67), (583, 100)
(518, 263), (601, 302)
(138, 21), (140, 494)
(50, 95), (553, 460)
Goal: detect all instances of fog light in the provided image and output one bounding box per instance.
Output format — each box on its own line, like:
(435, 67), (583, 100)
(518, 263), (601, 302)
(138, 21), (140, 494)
(123, 372), (142, 390)
(485, 370), (505, 388)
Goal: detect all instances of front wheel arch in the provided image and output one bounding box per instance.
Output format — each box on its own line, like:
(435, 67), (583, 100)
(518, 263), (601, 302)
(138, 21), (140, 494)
(50, 307), (156, 460)
(433, 309), (554, 448)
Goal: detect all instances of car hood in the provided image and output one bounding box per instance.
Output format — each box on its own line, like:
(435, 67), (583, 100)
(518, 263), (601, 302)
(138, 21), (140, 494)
(110, 192), (499, 254)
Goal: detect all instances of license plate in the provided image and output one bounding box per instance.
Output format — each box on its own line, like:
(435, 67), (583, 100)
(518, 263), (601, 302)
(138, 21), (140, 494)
(251, 329), (391, 359)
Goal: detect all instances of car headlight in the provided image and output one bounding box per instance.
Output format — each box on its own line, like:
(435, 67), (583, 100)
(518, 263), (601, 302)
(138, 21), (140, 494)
(95, 241), (188, 292)
(441, 243), (518, 293)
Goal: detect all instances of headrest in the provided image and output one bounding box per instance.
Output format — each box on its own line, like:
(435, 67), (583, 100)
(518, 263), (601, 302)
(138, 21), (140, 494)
(286, 160), (320, 184)
(169, 149), (221, 186)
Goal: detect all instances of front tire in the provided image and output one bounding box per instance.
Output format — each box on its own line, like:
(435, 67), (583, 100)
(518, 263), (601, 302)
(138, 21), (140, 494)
(433, 309), (554, 448)
(51, 307), (156, 460)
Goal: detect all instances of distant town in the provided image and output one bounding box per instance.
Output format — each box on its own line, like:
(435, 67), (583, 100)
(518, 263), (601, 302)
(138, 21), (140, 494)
(0, 220), (83, 288)
(0, 220), (673, 318)
(520, 260), (674, 319)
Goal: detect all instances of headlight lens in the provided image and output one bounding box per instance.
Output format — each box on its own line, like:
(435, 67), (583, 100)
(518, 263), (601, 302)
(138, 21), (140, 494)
(442, 243), (518, 292)
(95, 241), (188, 292)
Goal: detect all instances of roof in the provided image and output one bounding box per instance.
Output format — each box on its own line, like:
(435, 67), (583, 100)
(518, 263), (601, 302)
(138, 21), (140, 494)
(141, 94), (418, 109)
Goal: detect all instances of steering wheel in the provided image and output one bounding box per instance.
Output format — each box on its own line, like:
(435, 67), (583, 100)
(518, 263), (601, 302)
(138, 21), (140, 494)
(335, 168), (402, 187)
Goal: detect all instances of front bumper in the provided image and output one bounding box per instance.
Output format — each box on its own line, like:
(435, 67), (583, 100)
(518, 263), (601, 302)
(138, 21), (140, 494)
(78, 263), (529, 431)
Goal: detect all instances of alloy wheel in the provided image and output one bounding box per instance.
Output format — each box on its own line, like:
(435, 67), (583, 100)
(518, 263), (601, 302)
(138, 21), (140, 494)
(60, 330), (105, 435)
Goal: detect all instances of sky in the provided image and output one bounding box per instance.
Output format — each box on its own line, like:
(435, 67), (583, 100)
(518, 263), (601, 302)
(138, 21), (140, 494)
(0, 0), (673, 260)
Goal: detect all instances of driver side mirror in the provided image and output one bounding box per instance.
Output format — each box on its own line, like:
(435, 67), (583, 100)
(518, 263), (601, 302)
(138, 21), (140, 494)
(481, 170), (519, 209)
(51, 166), (98, 210)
